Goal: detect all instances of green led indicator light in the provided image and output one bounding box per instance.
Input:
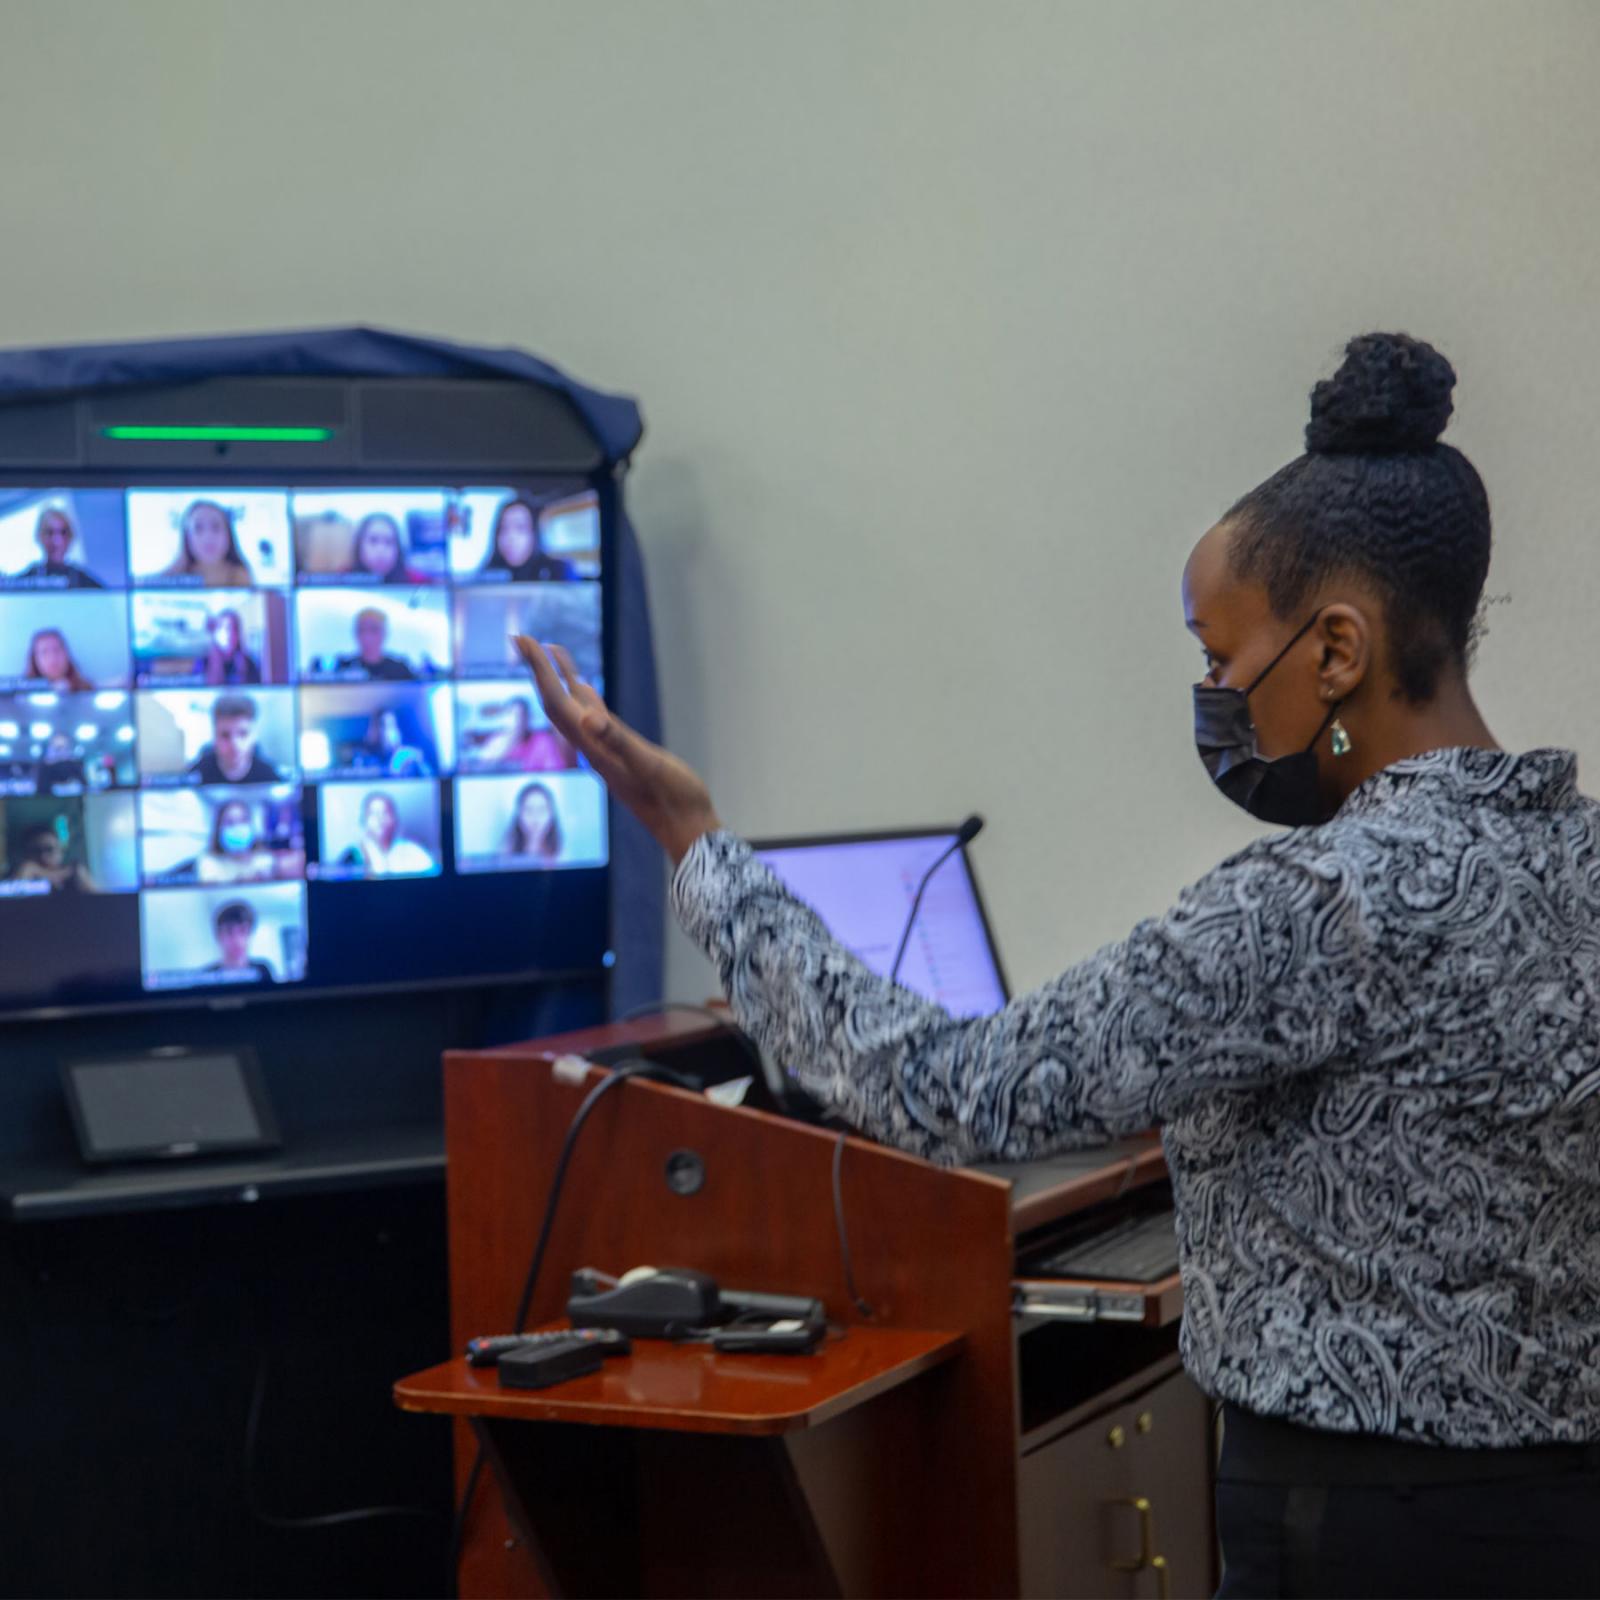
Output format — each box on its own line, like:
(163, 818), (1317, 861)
(101, 424), (335, 443)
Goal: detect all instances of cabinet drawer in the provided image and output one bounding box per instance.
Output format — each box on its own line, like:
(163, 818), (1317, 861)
(1019, 1366), (1215, 1599)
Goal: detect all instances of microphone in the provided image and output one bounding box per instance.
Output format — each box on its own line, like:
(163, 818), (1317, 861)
(888, 814), (984, 987)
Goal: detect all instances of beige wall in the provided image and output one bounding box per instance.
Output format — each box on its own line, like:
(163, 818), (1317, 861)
(3, 0), (1598, 1000)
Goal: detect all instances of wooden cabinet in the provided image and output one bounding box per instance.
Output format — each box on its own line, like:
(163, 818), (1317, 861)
(1019, 1364), (1215, 1600)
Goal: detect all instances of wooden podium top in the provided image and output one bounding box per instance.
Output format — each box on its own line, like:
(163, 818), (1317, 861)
(396, 1325), (963, 1437)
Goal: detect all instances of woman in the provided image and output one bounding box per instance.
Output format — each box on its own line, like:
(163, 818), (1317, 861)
(197, 798), (275, 884)
(494, 699), (578, 772)
(26, 628), (93, 690)
(348, 513), (418, 585)
(161, 500), (253, 587)
(503, 781), (563, 862)
(190, 609), (261, 685)
(481, 497), (574, 583)
(516, 334), (1600, 1599)
(338, 791), (435, 877)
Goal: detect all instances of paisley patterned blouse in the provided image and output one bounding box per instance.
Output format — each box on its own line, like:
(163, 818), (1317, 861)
(672, 747), (1600, 1447)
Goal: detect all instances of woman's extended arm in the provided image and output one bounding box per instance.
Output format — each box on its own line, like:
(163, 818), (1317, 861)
(513, 635), (1379, 1164)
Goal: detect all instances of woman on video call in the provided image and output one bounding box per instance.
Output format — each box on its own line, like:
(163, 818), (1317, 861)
(161, 500), (253, 588)
(517, 334), (1600, 1599)
(347, 513), (420, 585)
(475, 698), (576, 773)
(339, 791), (435, 877)
(502, 780), (563, 862)
(191, 609), (261, 685)
(482, 497), (574, 583)
(26, 627), (93, 691)
(197, 798), (276, 885)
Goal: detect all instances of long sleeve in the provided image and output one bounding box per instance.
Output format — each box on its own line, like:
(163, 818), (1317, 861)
(671, 828), (1383, 1166)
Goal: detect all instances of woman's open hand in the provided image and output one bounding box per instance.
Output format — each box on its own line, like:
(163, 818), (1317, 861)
(512, 635), (722, 865)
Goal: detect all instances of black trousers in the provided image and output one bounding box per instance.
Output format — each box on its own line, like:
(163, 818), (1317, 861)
(1215, 1403), (1600, 1599)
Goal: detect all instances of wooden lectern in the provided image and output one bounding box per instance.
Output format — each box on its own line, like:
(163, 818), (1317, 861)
(396, 1013), (1213, 1598)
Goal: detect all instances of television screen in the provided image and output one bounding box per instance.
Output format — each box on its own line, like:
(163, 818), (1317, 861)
(0, 482), (610, 1015)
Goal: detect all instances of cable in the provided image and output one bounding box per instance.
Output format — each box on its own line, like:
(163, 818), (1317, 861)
(245, 1354), (437, 1530)
(511, 1059), (698, 1330)
(831, 1130), (875, 1319)
(448, 1058), (701, 1593)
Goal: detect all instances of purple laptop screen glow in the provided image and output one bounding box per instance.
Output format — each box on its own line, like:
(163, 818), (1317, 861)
(753, 835), (1007, 1019)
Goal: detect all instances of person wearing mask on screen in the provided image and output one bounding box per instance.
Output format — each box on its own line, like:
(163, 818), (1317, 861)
(202, 900), (274, 983)
(502, 781), (563, 863)
(333, 608), (418, 681)
(25, 627), (93, 691)
(5, 822), (95, 891)
(197, 798), (276, 884)
(336, 791), (436, 877)
(34, 733), (87, 794)
(481, 497), (574, 583)
(160, 500), (253, 588)
(516, 335), (1600, 1600)
(190, 609), (262, 686)
(188, 694), (282, 785)
(346, 513), (421, 585)
(12, 505), (103, 589)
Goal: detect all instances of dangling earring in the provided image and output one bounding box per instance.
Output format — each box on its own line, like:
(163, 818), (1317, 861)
(1330, 718), (1353, 757)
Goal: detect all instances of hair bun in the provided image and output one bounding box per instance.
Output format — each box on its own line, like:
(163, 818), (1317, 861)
(1305, 332), (1455, 455)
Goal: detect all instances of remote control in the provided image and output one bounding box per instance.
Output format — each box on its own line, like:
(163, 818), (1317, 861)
(466, 1328), (632, 1366)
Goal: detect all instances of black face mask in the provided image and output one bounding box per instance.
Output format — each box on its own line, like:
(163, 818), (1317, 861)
(1193, 612), (1341, 827)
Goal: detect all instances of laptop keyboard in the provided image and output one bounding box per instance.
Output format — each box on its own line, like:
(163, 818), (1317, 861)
(1028, 1209), (1180, 1283)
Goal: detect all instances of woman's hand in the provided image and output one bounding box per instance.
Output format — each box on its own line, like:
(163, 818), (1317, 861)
(512, 635), (722, 865)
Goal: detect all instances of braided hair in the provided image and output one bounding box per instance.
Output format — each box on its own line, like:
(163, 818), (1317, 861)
(1224, 332), (1491, 703)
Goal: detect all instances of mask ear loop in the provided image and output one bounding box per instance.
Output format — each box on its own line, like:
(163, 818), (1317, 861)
(1302, 699), (1341, 755)
(1243, 609), (1324, 699)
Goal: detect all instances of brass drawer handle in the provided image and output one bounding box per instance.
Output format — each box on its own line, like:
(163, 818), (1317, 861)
(1109, 1495), (1154, 1572)
(1110, 1495), (1172, 1594)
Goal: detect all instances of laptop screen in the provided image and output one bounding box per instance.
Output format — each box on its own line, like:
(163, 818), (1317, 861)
(751, 831), (1009, 1019)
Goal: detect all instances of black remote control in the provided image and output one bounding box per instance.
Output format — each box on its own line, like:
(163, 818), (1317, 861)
(466, 1328), (632, 1367)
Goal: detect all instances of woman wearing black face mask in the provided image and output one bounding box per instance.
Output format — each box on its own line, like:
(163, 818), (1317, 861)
(514, 334), (1600, 1600)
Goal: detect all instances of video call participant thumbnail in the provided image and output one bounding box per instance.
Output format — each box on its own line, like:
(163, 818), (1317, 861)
(0, 692), (138, 797)
(292, 491), (449, 585)
(457, 685), (579, 773)
(454, 770), (607, 873)
(190, 695), (283, 784)
(0, 793), (138, 896)
(131, 592), (290, 687)
(135, 689), (295, 787)
(0, 491), (129, 590)
(479, 495), (576, 583)
(313, 780), (441, 880)
(297, 684), (453, 781)
(137, 786), (305, 886)
(140, 883), (307, 990)
(0, 592), (132, 692)
(295, 589), (450, 682)
(128, 491), (294, 589)
(453, 582), (602, 681)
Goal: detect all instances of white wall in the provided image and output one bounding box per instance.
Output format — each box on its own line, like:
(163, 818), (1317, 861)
(3, 0), (1599, 1001)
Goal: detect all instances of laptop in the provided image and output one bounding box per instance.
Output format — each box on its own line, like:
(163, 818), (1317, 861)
(750, 827), (1009, 1018)
(751, 827), (1132, 1183)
